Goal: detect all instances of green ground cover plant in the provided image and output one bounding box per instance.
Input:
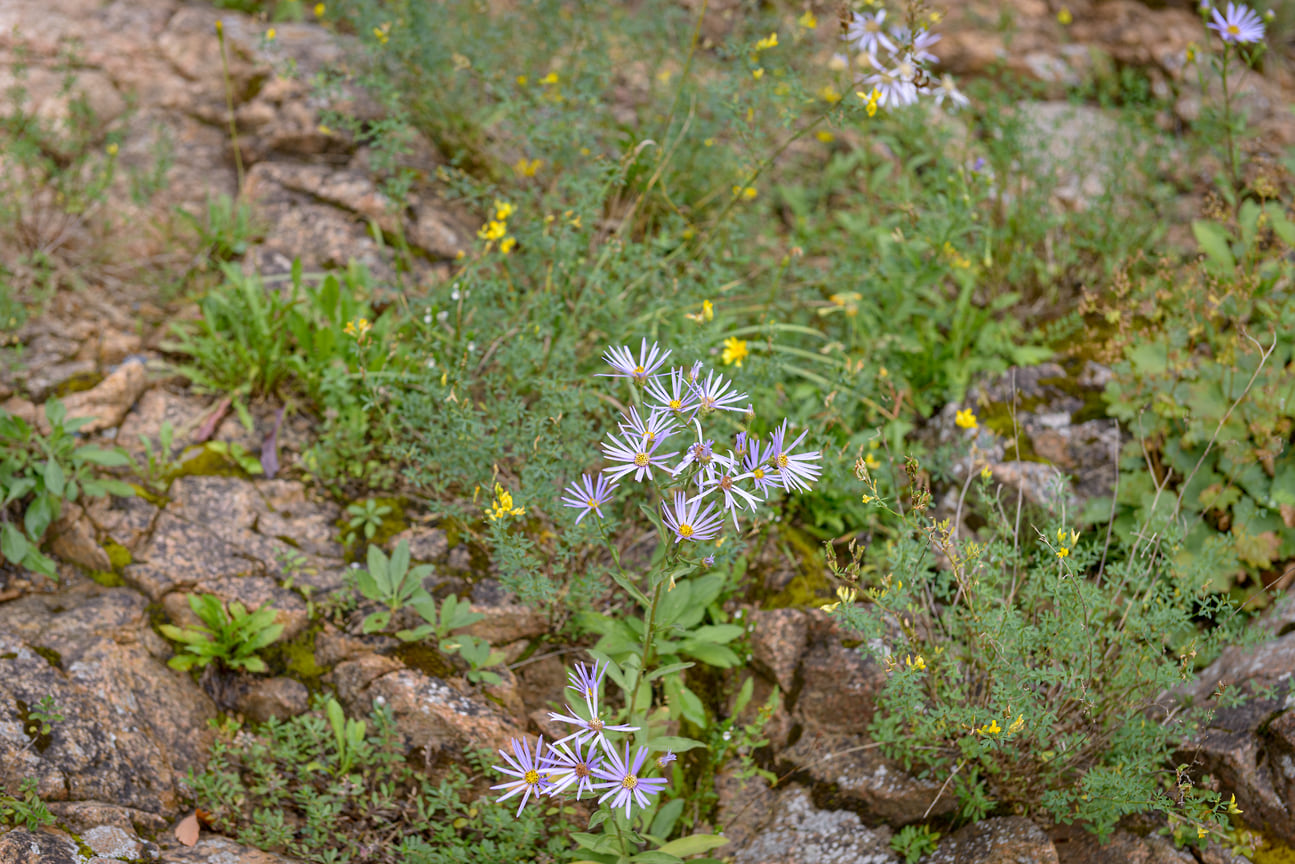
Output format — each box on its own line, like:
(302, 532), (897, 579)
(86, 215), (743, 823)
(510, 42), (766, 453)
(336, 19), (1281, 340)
(0, 399), (133, 577)
(158, 593), (285, 673)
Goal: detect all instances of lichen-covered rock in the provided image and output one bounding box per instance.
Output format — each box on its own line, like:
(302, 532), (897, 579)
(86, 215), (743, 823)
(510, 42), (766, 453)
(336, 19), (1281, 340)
(0, 829), (85, 864)
(922, 816), (1058, 864)
(0, 583), (216, 818)
(59, 359), (148, 433)
(782, 731), (956, 825)
(83, 824), (156, 862)
(795, 640), (887, 735)
(732, 785), (898, 864)
(1050, 828), (1194, 864)
(157, 835), (304, 864)
(329, 655), (520, 753)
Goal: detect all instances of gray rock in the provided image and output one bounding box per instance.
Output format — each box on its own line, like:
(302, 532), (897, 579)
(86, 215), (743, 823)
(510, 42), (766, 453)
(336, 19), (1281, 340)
(83, 824), (155, 861)
(922, 816), (1058, 864)
(795, 640), (886, 736)
(0, 830), (85, 864)
(235, 677), (310, 724)
(733, 785), (898, 864)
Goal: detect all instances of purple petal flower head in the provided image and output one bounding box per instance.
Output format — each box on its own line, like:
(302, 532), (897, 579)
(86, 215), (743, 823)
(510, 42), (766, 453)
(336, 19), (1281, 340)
(863, 60), (919, 108)
(845, 10), (896, 57)
(662, 490), (724, 544)
(691, 370), (749, 414)
(686, 360), (705, 384)
(591, 743), (670, 818)
(702, 554), (716, 567)
(561, 473), (617, 524)
(673, 437), (730, 476)
(656, 751), (678, 770)
(646, 368), (701, 420)
(601, 339), (671, 385)
(549, 661), (639, 747)
(541, 738), (603, 799)
(890, 27), (941, 64)
(768, 421), (823, 494)
(491, 736), (551, 817)
(1208, 2), (1265, 42)
(934, 73), (969, 109)
(601, 431), (678, 484)
(742, 437), (782, 496)
(618, 406), (678, 447)
(696, 461), (762, 529)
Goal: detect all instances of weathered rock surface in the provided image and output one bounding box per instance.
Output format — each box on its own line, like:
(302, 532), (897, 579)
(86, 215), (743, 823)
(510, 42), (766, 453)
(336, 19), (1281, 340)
(0, 582), (216, 818)
(923, 816), (1059, 864)
(795, 639), (887, 735)
(1051, 828), (1194, 864)
(329, 654), (520, 753)
(783, 731), (956, 825)
(749, 608), (810, 695)
(157, 834), (304, 864)
(59, 359), (148, 433)
(0, 829), (86, 864)
(727, 784), (898, 864)
(235, 676), (311, 724)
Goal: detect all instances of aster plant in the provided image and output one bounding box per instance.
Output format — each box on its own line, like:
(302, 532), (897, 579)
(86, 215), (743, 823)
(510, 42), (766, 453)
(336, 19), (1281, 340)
(489, 340), (822, 861)
(838, 1), (965, 112)
(1194, 1), (1269, 191)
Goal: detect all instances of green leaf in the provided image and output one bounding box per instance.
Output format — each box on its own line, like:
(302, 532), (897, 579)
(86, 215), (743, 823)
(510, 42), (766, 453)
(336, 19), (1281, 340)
(657, 835), (729, 856)
(645, 661), (694, 682)
(42, 461), (65, 497)
(688, 624), (743, 644)
(23, 495), (55, 542)
(733, 675), (755, 716)
(647, 736), (707, 753)
(572, 833), (619, 854)
(676, 685), (706, 728)
(631, 852), (683, 864)
(1192, 220), (1235, 271)
(679, 641), (740, 668)
(650, 798), (685, 840)
(75, 447), (131, 467)
(1, 523), (29, 564)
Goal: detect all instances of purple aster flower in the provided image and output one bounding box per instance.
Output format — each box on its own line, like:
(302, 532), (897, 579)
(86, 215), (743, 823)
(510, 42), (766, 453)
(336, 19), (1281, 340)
(646, 368), (700, 420)
(541, 739), (603, 799)
(601, 339), (671, 384)
(686, 360), (705, 384)
(890, 27), (941, 64)
(561, 473), (617, 524)
(863, 61), (919, 108)
(591, 742), (670, 818)
(491, 736), (551, 817)
(656, 751), (677, 770)
(618, 406), (678, 446)
(691, 370), (749, 414)
(673, 436), (730, 476)
(695, 461), (762, 529)
(934, 73), (969, 109)
(662, 490), (724, 544)
(601, 431), (677, 483)
(702, 554), (716, 567)
(845, 10), (896, 57)
(1208, 2), (1265, 42)
(550, 661), (638, 747)
(768, 422), (823, 494)
(742, 438), (782, 496)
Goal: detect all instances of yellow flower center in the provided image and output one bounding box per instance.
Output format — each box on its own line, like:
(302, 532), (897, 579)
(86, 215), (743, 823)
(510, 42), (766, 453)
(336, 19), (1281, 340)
(1228, 24), (1240, 34)
(622, 775), (638, 790)
(586, 498), (598, 508)
(634, 453), (650, 467)
(524, 769), (541, 785)
(633, 365), (646, 376)
(574, 762), (591, 778)
(678, 523), (694, 538)
(753, 468), (765, 479)
(866, 20), (880, 32)
(669, 399), (682, 410)
(589, 717), (604, 731)
(776, 453), (788, 468)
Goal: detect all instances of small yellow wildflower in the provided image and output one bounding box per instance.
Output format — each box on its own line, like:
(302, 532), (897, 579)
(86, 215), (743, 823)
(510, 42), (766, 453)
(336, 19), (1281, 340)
(820, 585), (856, 612)
(819, 84), (842, 104)
(721, 337), (749, 367)
(979, 719), (1002, 736)
(494, 200), (515, 221)
(1196, 826), (1208, 840)
(1057, 547), (1070, 559)
(373, 23), (390, 44)
(540, 72), (559, 85)
(343, 318), (372, 343)
(816, 130), (835, 143)
(1186, 42), (1198, 63)
(798, 10), (817, 29)
(486, 485), (526, 521)
(686, 300), (715, 324)
(955, 408), (978, 430)
(1008, 714), (1025, 734)
(266, 27), (276, 40)
(864, 453), (881, 471)
(106, 143), (118, 156)
(513, 158), (543, 177)
(861, 494), (874, 504)
(1228, 794), (1243, 815)
(730, 185), (757, 201)
(855, 87), (881, 117)
(500, 237), (517, 255)
(905, 654), (926, 671)
(704, 137), (715, 147)
(1057, 7), (1073, 25)
(755, 32), (778, 51)
(478, 220), (507, 242)
(516, 75), (528, 85)
(314, 3), (325, 16)
(980, 465), (992, 480)
(752, 67), (764, 79)
(318, 123), (332, 135)
(929, 11), (942, 23)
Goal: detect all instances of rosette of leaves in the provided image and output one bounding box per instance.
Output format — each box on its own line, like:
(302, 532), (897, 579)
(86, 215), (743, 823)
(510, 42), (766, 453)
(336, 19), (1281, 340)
(0, 399), (133, 577)
(159, 594), (285, 673)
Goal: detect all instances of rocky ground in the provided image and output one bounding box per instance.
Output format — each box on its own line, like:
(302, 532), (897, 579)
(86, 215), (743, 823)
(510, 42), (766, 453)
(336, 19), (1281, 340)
(2, 0), (1295, 862)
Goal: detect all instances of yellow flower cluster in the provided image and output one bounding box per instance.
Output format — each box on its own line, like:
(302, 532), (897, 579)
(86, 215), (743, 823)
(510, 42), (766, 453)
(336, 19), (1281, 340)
(373, 22), (391, 45)
(685, 299), (714, 324)
(732, 185), (758, 201)
(343, 318), (372, 344)
(855, 87), (881, 117)
(955, 408), (978, 430)
(477, 200), (518, 254)
(820, 585), (856, 612)
(1056, 527), (1080, 559)
(486, 484), (525, 521)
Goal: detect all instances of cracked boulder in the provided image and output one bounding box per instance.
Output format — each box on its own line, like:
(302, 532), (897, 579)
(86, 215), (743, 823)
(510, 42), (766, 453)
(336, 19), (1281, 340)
(0, 582), (216, 818)
(720, 781), (899, 864)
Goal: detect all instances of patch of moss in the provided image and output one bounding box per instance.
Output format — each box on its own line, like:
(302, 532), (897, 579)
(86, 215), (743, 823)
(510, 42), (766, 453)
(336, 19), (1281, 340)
(263, 624), (327, 692)
(1258, 839), (1295, 864)
(392, 640), (457, 679)
(53, 371), (103, 397)
(29, 645), (63, 670)
(173, 445), (257, 480)
(760, 526), (834, 609)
